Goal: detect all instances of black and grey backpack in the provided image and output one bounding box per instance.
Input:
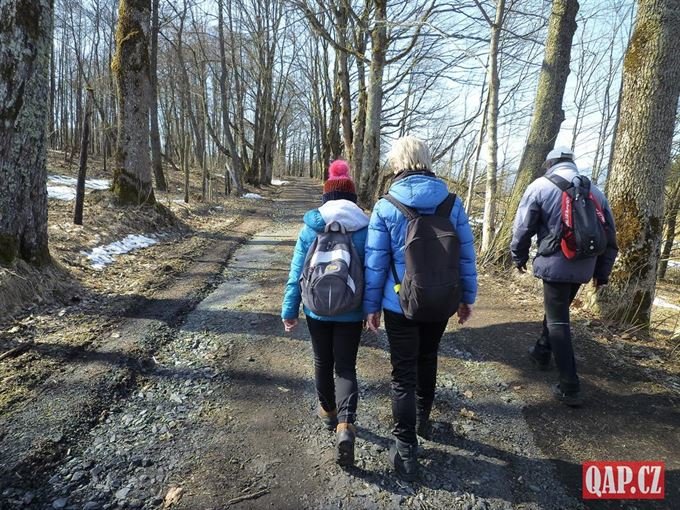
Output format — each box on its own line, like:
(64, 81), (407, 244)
(383, 193), (461, 322)
(300, 221), (364, 316)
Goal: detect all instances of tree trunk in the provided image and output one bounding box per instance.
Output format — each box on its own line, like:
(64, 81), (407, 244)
(658, 176), (680, 280)
(358, 0), (387, 207)
(596, 0), (680, 326)
(481, 0), (505, 254)
(111, 0), (155, 205)
(149, 0), (167, 192)
(74, 89), (93, 225)
(0, 0), (53, 266)
(335, 3), (353, 160)
(487, 0), (579, 266)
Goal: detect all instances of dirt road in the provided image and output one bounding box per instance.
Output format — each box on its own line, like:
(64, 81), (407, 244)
(1, 178), (677, 509)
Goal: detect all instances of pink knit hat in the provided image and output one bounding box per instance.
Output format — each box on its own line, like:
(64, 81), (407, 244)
(323, 160), (356, 203)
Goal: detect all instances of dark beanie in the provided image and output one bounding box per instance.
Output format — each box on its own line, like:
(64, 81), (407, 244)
(322, 160), (357, 204)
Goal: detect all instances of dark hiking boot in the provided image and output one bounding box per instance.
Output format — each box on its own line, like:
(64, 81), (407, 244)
(317, 406), (338, 431)
(552, 384), (583, 407)
(415, 416), (432, 440)
(336, 423), (356, 467)
(528, 345), (551, 370)
(388, 440), (419, 481)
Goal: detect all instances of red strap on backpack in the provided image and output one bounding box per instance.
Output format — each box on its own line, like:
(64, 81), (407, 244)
(560, 191), (576, 259)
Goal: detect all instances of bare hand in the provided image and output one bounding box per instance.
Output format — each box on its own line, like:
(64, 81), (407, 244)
(366, 312), (381, 332)
(282, 319), (298, 332)
(457, 303), (473, 325)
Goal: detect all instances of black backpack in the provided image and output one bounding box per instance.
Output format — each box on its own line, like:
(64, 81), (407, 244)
(545, 174), (608, 260)
(383, 193), (461, 322)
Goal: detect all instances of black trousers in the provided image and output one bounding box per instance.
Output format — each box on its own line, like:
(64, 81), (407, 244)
(306, 317), (362, 424)
(383, 309), (448, 445)
(535, 281), (581, 393)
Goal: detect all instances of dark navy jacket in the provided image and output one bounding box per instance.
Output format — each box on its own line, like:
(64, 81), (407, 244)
(511, 162), (618, 283)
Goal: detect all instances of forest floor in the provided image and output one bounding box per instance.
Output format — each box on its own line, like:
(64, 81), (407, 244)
(0, 172), (679, 510)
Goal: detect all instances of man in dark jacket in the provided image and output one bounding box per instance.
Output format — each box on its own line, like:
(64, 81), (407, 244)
(511, 146), (618, 406)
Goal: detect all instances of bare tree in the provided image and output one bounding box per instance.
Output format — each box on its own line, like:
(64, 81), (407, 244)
(480, 0), (506, 254)
(484, 0), (579, 266)
(150, 0), (168, 191)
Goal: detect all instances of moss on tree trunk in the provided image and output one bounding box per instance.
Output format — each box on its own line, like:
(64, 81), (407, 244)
(596, 0), (680, 327)
(111, 0), (155, 205)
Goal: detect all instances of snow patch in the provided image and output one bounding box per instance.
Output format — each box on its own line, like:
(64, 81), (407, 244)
(82, 234), (158, 270)
(271, 179), (289, 186)
(654, 296), (680, 311)
(47, 174), (110, 201)
(668, 260), (680, 268)
(243, 193), (264, 200)
(47, 185), (77, 201)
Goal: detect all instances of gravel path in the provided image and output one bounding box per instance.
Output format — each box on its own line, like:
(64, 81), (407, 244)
(5, 178), (675, 509)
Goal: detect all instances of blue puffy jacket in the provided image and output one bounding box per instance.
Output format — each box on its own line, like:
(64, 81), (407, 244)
(363, 174), (478, 315)
(282, 199), (369, 322)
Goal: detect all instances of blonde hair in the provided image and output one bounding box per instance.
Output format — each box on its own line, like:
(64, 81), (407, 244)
(388, 136), (432, 174)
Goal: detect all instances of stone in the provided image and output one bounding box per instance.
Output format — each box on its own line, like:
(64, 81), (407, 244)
(71, 471), (86, 483)
(83, 502), (101, 510)
(115, 487), (130, 500)
(52, 498), (68, 509)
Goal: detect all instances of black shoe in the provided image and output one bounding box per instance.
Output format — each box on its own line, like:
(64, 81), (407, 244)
(528, 346), (551, 370)
(415, 417), (432, 440)
(336, 423), (355, 467)
(552, 384), (583, 407)
(388, 440), (419, 481)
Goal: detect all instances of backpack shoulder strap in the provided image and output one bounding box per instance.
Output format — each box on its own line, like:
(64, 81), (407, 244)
(545, 174), (572, 192)
(435, 193), (457, 218)
(383, 194), (419, 221)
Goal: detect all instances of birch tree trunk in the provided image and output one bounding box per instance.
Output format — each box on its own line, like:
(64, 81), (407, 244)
(111, 0), (155, 205)
(481, 0), (505, 254)
(597, 0), (680, 326)
(0, 0), (53, 266)
(486, 0), (579, 266)
(358, 0), (387, 206)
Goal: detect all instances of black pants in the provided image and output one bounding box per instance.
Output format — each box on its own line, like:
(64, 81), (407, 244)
(306, 317), (362, 424)
(535, 281), (581, 393)
(383, 309), (448, 445)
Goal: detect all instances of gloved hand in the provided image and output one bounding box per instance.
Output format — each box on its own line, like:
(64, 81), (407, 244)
(516, 263), (527, 274)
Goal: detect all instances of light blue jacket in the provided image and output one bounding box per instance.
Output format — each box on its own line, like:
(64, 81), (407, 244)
(282, 200), (369, 322)
(363, 174), (478, 315)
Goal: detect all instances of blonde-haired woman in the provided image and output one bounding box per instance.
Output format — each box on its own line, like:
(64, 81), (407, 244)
(363, 136), (478, 480)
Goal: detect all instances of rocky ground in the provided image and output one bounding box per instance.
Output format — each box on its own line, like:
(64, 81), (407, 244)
(0, 177), (678, 509)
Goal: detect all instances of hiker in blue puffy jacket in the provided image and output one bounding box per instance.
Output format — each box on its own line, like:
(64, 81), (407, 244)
(511, 146), (618, 407)
(363, 136), (478, 480)
(281, 160), (368, 467)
